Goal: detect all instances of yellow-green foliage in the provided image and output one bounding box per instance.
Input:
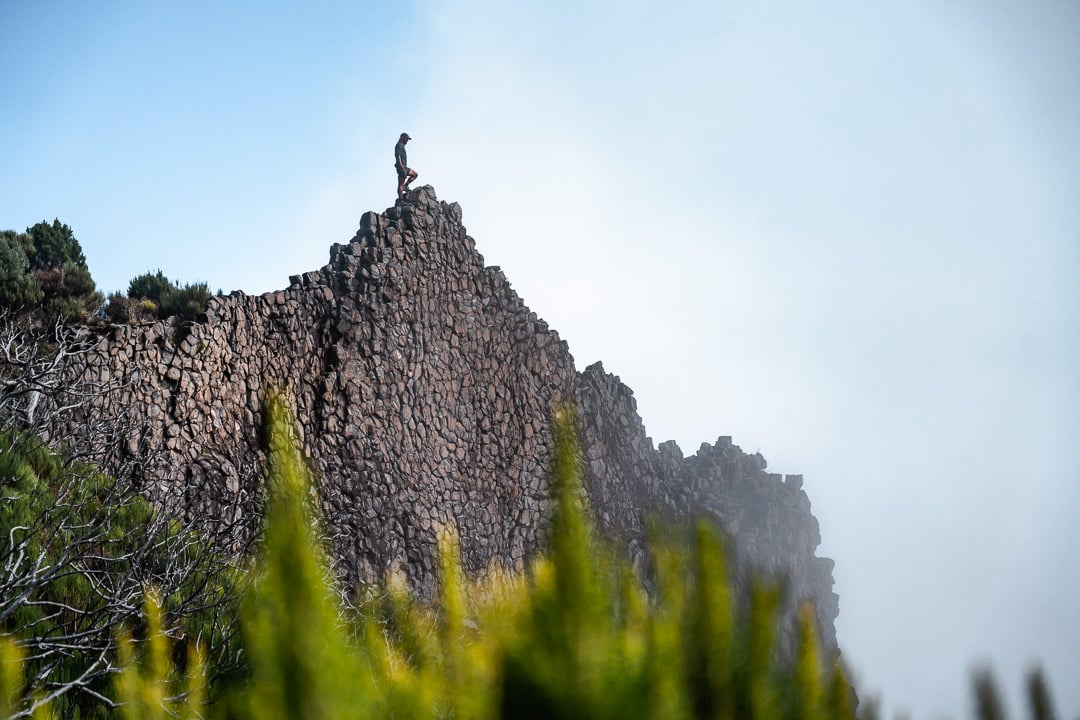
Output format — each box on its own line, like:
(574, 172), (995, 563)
(0, 637), (24, 719)
(232, 392), (373, 719)
(114, 593), (204, 720)
(219, 398), (862, 719)
(0, 636), (55, 720)
(1, 396), (1064, 719)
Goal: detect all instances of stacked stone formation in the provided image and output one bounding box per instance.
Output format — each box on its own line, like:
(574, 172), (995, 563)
(74, 184), (839, 654)
(576, 361), (839, 654)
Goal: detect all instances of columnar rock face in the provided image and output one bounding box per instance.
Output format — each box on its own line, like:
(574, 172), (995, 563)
(576, 362), (839, 652)
(78, 185), (838, 653)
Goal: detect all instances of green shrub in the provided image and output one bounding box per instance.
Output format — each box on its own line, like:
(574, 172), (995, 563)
(159, 282), (211, 323)
(0, 231), (43, 308)
(0, 397), (1066, 719)
(232, 391), (372, 719)
(105, 292), (133, 323)
(35, 262), (96, 300)
(126, 271), (172, 306)
(32, 262), (102, 321)
(105, 293), (158, 325)
(112, 398), (862, 719)
(121, 272), (212, 324)
(0, 430), (240, 718)
(0, 221), (101, 320)
(26, 219), (87, 271)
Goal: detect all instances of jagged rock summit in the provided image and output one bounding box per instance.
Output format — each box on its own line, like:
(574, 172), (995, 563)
(80, 184), (839, 652)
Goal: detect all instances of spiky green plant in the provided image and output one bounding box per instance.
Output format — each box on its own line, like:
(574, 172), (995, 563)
(232, 390), (372, 719)
(0, 394), (1067, 720)
(114, 593), (204, 720)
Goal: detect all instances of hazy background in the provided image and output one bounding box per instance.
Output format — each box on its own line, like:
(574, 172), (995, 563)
(2, 2), (1077, 717)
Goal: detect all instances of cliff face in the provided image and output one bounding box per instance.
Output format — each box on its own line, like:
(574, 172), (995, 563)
(78, 185), (838, 652)
(576, 363), (838, 651)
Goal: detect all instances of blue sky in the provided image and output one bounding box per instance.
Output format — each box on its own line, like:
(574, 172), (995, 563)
(3, 2), (1078, 717)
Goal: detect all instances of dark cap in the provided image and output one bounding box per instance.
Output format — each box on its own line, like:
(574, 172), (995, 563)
(400, 132), (412, 140)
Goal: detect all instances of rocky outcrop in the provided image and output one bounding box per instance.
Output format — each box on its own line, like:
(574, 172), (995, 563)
(76, 185), (838, 653)
(576, 362), (839, 652)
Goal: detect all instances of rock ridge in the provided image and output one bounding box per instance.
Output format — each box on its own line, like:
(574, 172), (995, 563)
(75, 184), (838, 654)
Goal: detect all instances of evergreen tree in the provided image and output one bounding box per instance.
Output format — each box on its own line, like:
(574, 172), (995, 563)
(26, 219), (87, 271)
(0, 231), (43, 307)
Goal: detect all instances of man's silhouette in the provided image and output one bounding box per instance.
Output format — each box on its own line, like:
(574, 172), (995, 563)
(395, 133), (417, 199)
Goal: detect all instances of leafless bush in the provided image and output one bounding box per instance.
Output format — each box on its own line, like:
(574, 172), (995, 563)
(0, 311), (246, 718)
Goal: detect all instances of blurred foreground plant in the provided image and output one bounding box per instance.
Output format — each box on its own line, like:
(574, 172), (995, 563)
(210, 397), (861, 718)
(4, 393), (1066, 719)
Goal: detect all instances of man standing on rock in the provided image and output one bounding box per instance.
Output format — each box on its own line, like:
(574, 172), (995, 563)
(395, 132), (417, 200)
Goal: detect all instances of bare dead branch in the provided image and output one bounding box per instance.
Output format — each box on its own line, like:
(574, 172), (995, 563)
(0, 311), (249, 718)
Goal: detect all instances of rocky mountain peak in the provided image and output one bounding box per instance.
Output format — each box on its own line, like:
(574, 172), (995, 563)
(74, 184), (839, 654)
